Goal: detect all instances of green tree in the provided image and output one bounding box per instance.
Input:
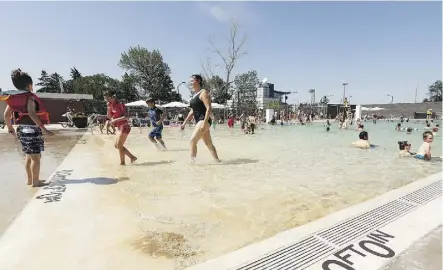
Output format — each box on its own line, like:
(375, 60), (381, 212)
(423, 80), (442, 102)
(119, 72), (140, 102)
(36, 71), (64, 93)
(233, 70), (259, 113)
(267, 100), (281, 110)
(70, 67), (82, 80)
(118, 46), (181, 102)
(204, 75), (229, 102)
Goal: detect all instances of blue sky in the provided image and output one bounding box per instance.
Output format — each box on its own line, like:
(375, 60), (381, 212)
(0, 1), (441, 104)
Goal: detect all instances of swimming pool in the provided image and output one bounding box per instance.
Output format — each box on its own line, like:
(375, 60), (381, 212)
(82, 120), (441, 269)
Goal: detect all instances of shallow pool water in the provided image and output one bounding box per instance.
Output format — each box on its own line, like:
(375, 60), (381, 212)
(0, 130), (84, 234)
(85, 120), (441, 269)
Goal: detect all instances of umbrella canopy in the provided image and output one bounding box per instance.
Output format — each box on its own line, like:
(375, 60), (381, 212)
(371, 107), (387, 111)
(211, 103), (226, 109)
(159, 101), (189, 108)
(125, 100), (149, 107)
(361, 107), (372, 111)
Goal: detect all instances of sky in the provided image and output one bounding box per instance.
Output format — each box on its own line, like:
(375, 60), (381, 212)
(0, 1), (441, 104)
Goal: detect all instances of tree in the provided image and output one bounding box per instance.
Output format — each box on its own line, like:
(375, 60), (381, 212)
(233, 70), (259, 113)
(424, 80), (442, 102)
(206, 19), (248, 104)
(119, 72), (140, 102)
(36, 71), (64, 93)
(70, 67), (82, 80)
(118, 46), (181, 102)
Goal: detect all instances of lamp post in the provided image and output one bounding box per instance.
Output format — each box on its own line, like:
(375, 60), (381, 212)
(176, 81), (186, 95)
(414, 85), (418, 103)
(342, 82), (348, 102)
(387, 94), (393, 104)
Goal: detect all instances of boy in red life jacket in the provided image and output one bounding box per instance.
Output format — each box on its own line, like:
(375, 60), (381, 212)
(2, 69), (54, 187)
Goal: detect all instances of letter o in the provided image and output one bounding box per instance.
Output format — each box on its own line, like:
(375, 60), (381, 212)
(359, 240), (395, 258)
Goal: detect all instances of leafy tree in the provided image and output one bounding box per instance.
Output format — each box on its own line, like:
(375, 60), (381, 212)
(70, 67), (82, 80)
(267, 100), (281, 110)
(118, 46), (181, 102)
(203, 75), (229, 103)
(71, 73), (119, 100)
(119, 72), (140, 102)
(423, 80), (442, 102)
(233, 70), (259, 113)
(36, 70), (64, 93)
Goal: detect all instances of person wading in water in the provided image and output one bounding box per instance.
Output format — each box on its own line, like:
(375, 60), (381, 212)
(181, 74), (220, 163)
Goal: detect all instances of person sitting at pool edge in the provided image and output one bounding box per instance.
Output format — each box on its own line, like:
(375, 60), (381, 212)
(398, 141), (415, 157)
(352, 131), (371, 149)
(415, 131), (433, 160)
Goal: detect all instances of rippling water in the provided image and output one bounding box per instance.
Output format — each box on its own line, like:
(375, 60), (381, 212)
(81, 121), (441, 269)
(0, 129), (84, 234)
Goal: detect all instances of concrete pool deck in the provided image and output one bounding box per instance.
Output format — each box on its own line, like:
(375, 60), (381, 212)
(0, 132), (441, 270)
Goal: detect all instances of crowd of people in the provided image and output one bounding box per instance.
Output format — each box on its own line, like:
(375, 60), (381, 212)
(1, 68), (441, 189)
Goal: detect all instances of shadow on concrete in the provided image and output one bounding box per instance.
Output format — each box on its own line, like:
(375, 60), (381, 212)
(165, 148), (188, 152)
(60, 177), (119, 185)
(133, 160), (175, 166)
(204, 158), (259, 166)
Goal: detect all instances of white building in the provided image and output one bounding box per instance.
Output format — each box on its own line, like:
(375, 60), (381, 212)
(227, 81), (290, 110)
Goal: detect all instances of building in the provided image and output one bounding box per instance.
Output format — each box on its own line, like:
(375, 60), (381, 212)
(256, 82), (290, 109)
(227, 81), (290, 110)
(0, 92), (93, 123)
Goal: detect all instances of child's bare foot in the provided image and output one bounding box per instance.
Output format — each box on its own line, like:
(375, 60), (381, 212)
(120, 163), (126, 166)
(27, 179), (32, 185)
(130, 157), (138, 164)
(32, 181), (49, 188)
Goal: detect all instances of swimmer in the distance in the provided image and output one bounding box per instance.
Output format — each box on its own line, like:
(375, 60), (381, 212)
(351, 131), (371, 149)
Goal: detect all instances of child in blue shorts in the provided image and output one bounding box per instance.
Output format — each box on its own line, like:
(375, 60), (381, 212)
(146, 97), (167, 150)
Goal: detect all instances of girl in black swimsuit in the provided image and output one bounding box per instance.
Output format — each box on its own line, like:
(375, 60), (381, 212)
(180, 74), (220, 162)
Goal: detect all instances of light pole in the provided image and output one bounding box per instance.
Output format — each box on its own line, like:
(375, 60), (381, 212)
(387, 94), (393, 104)
(414, 85), (418, 103)
(342, 82), (348, 102)
(176, 81), (186, 95)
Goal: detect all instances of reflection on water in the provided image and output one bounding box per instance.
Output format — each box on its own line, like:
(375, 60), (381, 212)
(89, 121), (441, 269)
(0, 130), (84, 234)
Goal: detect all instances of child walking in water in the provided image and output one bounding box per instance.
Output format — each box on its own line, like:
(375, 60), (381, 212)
(1, 69), (54, 187)
(104, 90), (137, 165)
(146, 97), (167, 150)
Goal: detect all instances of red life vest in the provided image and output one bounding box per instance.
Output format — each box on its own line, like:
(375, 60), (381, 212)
(0, 90), (49, 125)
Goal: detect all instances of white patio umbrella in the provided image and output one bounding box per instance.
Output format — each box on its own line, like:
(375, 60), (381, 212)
(371, 107), (387, 111)
(158, 101), (189, 108)
(125, 100), (149, 107)
(211, 103), (226, 109)
(361, 107), (372, 111)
